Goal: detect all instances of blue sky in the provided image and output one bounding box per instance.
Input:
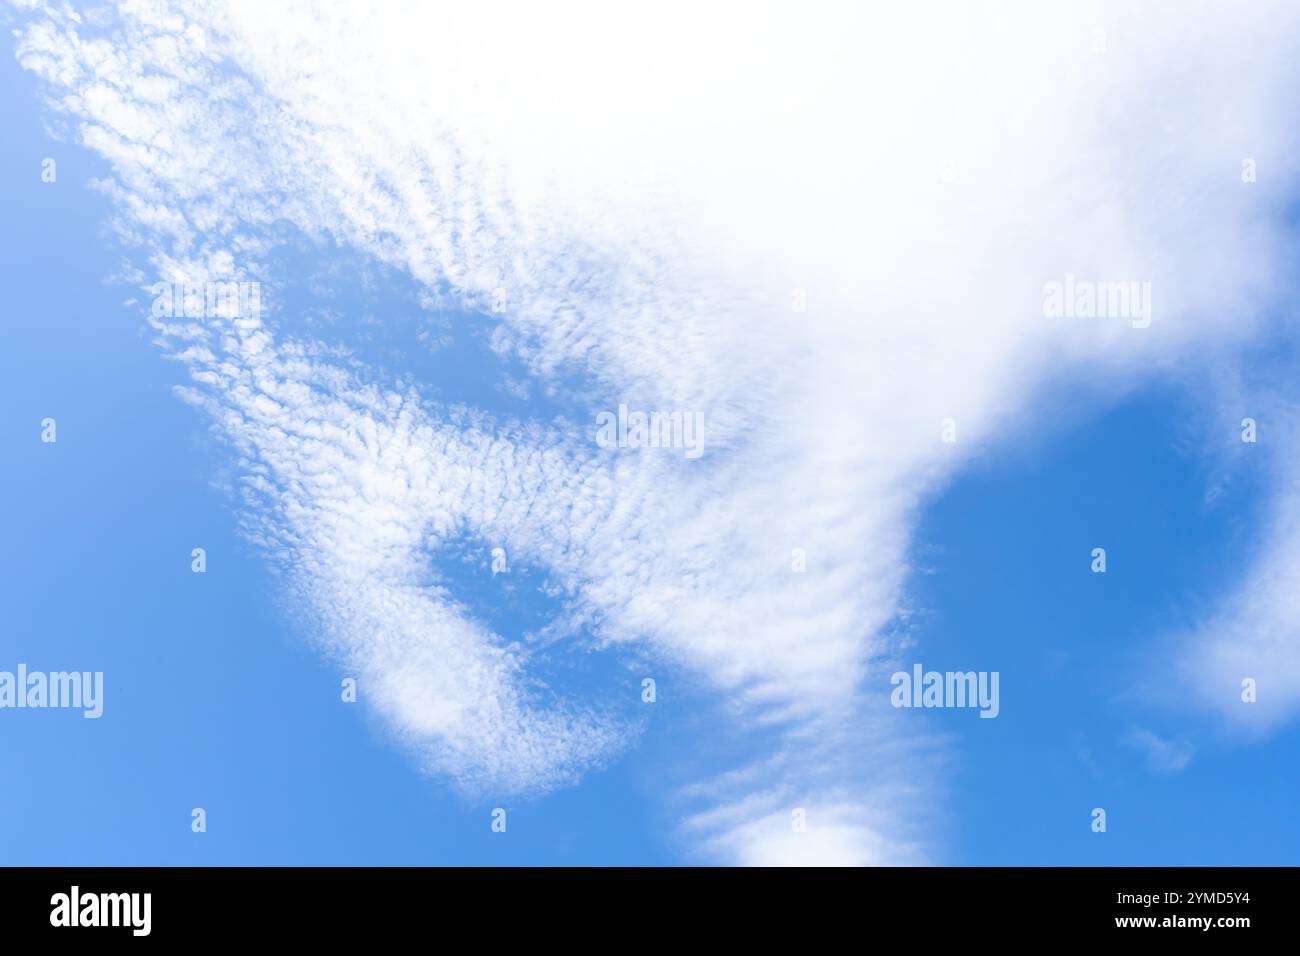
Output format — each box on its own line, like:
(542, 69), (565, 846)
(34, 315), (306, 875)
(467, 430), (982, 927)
(3, 2), (1300, 866)
(912, 386), (1300, 864)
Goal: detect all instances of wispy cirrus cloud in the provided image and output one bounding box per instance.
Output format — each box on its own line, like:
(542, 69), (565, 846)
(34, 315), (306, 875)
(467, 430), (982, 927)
(1126, 728), (1194, 774)
(12, 0), (1300, 863)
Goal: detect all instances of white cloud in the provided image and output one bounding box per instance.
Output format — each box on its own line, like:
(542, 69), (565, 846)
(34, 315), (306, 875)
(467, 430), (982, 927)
(13, 0), (1300, 863)
(1178, 477), (1300, 732)
(1125, 729), (1194, 774)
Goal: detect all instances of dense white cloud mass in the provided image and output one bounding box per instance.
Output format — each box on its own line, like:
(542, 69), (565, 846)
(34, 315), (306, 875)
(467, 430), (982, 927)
(12, 0), (1300, 862)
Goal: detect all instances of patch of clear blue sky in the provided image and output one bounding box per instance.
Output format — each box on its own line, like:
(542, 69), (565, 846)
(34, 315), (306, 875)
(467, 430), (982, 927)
(3, 47), (1297, 865)
(909, 383), (1300, 864)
